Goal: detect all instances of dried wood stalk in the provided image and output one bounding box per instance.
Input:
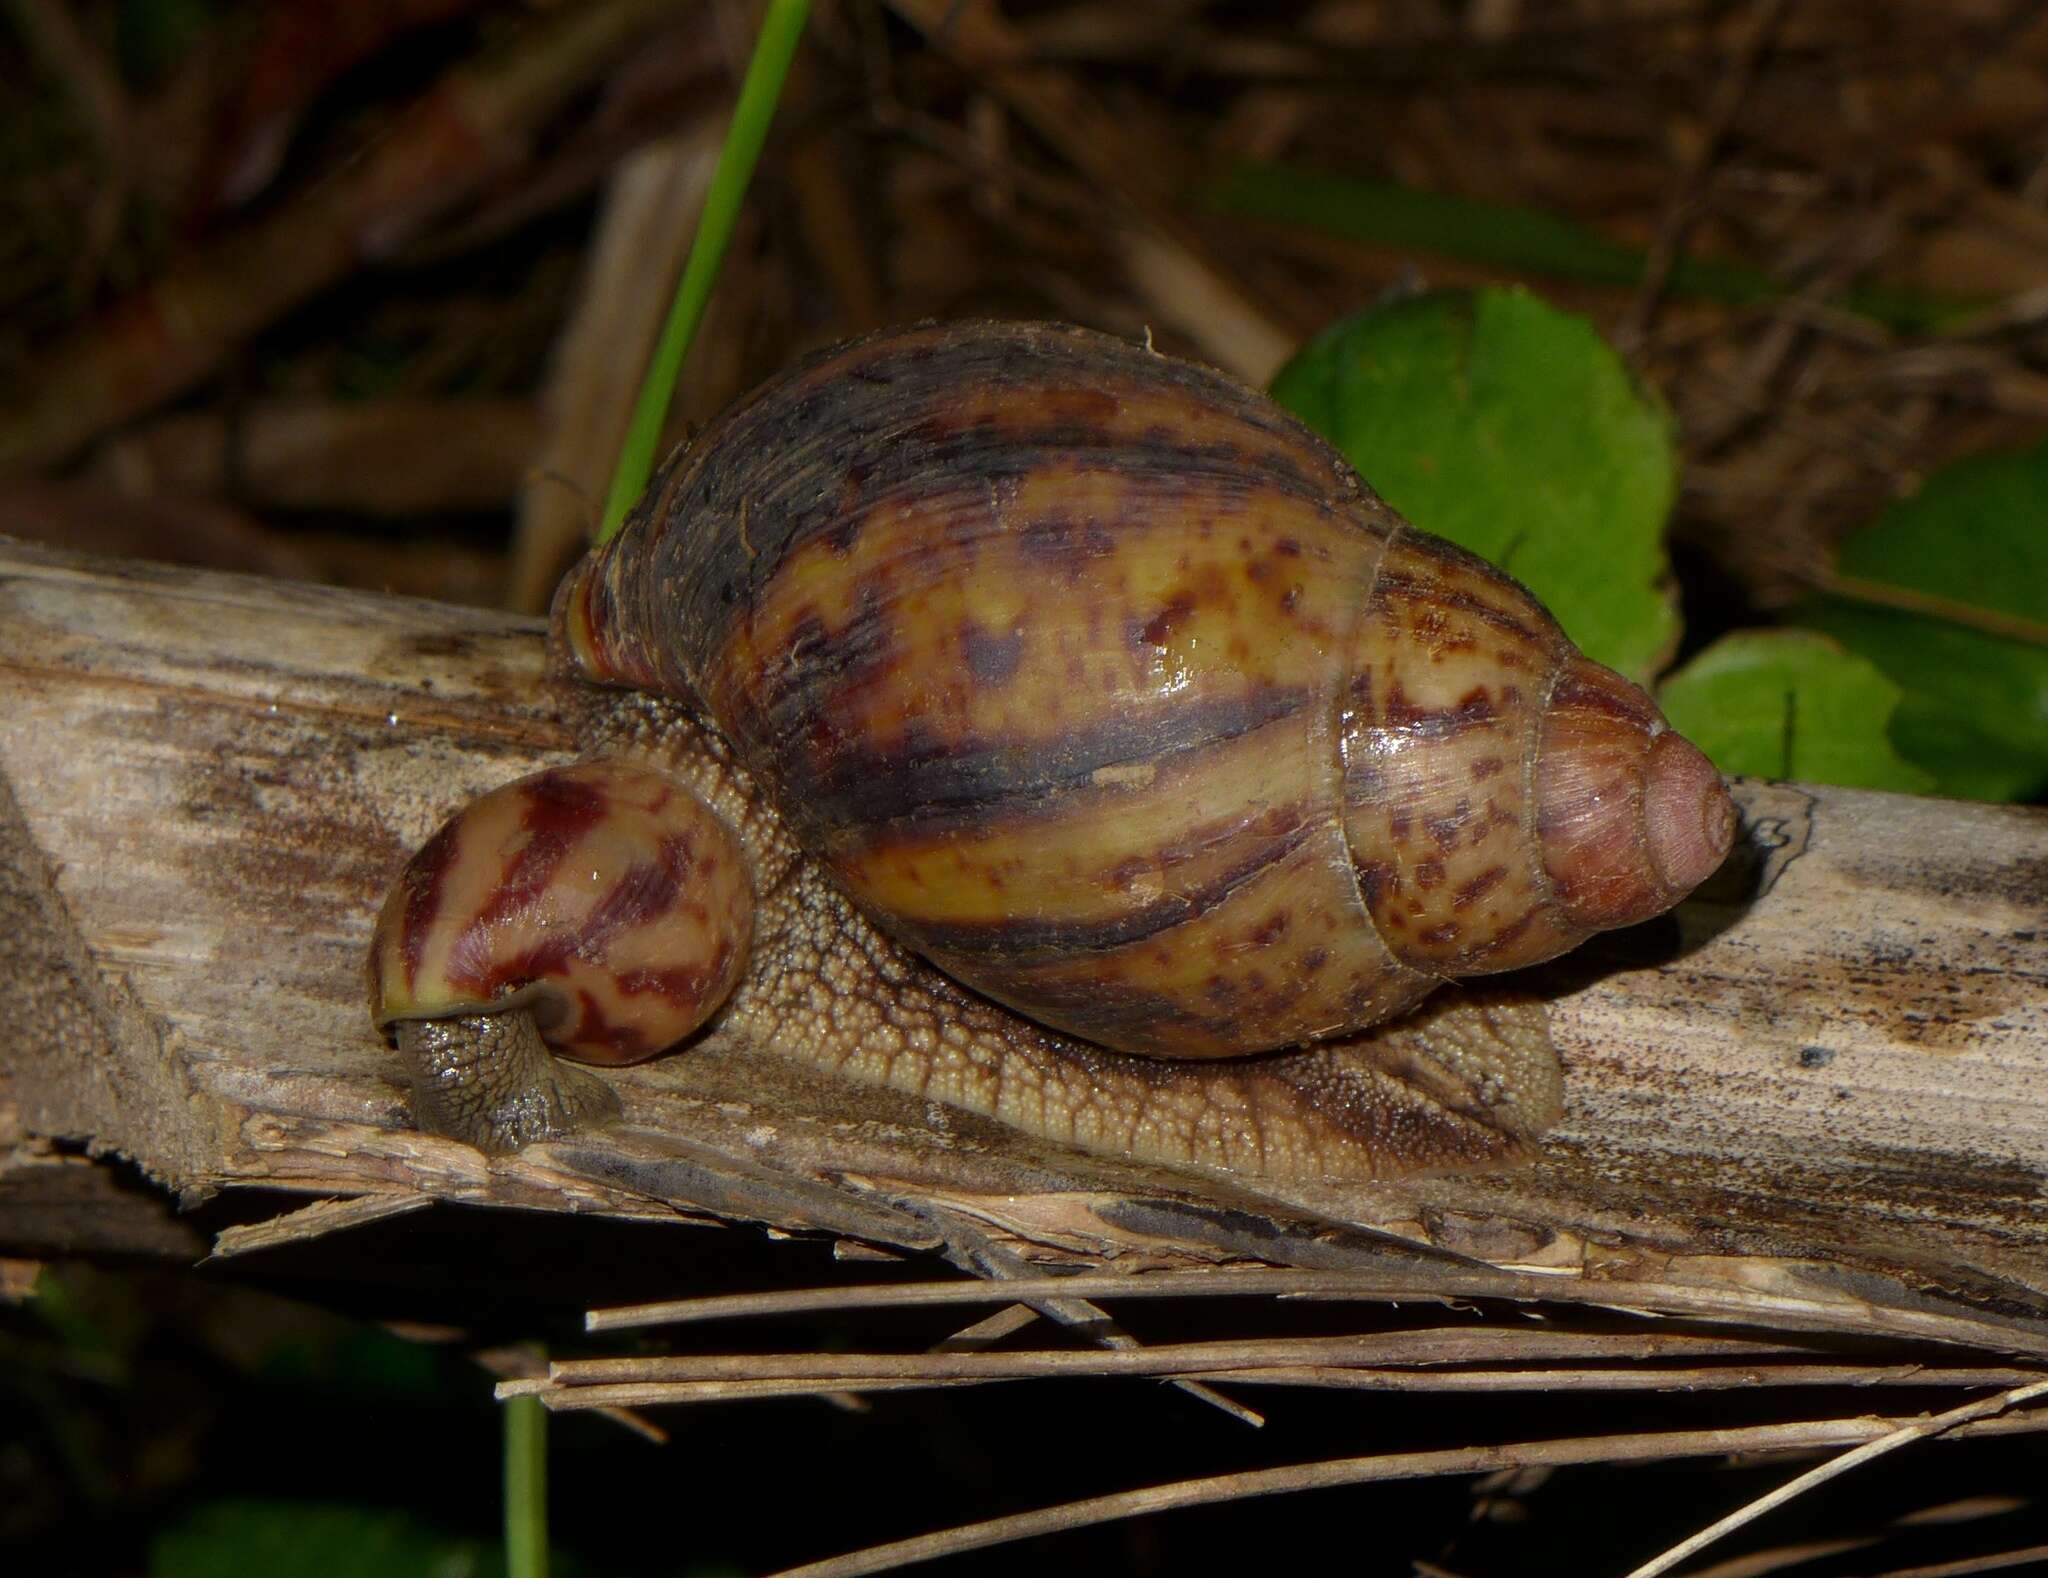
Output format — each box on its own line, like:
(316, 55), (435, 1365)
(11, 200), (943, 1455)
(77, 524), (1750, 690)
(0, 540), (2044, 1352)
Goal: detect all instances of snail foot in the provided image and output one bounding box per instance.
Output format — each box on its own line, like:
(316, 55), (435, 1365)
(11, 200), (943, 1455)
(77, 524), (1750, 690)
(400, 1006), (621, 1154)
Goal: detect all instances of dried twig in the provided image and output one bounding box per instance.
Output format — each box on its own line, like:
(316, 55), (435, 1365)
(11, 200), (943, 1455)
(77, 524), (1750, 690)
(1868, 1546), (2048, 1578)
(207, 1192), (432, 1259)
(98, 400), (541, 518)
(1805, 570), (2048, 648)
(765, 1412), (2048, 1578)
(1673, 1535), (1880, 1578)
(516, 1363), (2043, 1415)
(881, 0), (1295, 380)
(1622, 0), (1792, 347)
(1623, 1378), (2048, 1578)
(923, 1211), (1263, 1427)
(545, 1331), (2013, 1390)
(509, 119), (725, 611)
(587, 1271), (2048, 1361)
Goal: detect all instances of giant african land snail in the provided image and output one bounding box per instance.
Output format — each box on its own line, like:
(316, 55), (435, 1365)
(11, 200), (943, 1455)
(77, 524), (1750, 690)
(368, 320), (1735, 1178)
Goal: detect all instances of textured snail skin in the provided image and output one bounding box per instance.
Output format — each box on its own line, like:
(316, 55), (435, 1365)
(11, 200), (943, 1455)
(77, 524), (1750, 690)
(397, 1008), (619, 1156)
(560, 319), (1734, 1061)
(376, 320), (1735, 1176)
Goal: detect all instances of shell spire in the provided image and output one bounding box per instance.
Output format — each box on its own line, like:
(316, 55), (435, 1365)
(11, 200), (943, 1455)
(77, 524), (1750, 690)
(1336, 531), (1735, 982)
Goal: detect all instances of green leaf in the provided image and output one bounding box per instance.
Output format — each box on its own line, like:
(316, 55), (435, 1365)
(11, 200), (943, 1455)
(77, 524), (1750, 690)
(1657, 630), (1936, 792)
(1203, 164), (1983, 335)
(1793, 440), (2048, 802)
(1271, 286), (1678, 682)
(151, 1501), (505, 1578)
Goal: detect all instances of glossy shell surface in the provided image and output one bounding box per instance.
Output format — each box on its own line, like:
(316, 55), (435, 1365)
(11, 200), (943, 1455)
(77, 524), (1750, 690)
(368, 762), (753, 1065)
(559, 321), (1731, 1061)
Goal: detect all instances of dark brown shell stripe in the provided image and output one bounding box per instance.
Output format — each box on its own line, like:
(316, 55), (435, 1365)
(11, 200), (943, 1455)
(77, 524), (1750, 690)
(368, 771), (612, 1014)
(370, 764), (753, 1066)
(438, 770), (612, 998)
(561, 321), (1454, 1058)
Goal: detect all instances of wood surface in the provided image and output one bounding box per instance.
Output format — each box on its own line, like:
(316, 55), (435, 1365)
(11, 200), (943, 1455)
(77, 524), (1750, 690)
(1, 538), (2044, 1351)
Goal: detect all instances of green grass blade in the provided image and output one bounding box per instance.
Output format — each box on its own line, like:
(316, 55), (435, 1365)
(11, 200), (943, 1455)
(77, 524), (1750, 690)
(1202, 163), (1981, 335)
(599, 0), (811, 542)
(505, 1392), (548, 1578)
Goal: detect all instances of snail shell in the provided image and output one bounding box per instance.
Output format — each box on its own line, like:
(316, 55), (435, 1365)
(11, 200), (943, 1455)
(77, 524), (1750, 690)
(557, 319), (1732, 1063)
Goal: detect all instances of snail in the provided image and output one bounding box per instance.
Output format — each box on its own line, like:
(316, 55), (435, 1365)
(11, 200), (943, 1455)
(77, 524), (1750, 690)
(368, 320), (1736, 1178)
(367, 761), (752, 1152)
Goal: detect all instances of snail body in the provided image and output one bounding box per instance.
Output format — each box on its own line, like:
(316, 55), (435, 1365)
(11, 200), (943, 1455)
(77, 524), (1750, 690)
(371, 321), (1734, 1177)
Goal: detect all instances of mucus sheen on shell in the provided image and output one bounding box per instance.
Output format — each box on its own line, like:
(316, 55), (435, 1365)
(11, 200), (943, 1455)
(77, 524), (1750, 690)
(555, 320), (1735, 1063)
(368, 762), (754, 1066)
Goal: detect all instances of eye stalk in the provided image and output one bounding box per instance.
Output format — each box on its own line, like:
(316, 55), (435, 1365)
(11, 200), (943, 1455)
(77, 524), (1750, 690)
(367, 761), (754, 1152)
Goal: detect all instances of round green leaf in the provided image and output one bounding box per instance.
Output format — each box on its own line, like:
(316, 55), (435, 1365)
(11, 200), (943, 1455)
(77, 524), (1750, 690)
(1793, 439), (2048, 802)
(1271, 287), (1679, 682)
(1656, 630), (1935, 792)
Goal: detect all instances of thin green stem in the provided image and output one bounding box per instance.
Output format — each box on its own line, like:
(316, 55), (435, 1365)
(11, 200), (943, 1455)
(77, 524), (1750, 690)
(599, 0), (811, 541)
(1202, 163), (1984, 335)
(505, 1392), (548, 1578)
